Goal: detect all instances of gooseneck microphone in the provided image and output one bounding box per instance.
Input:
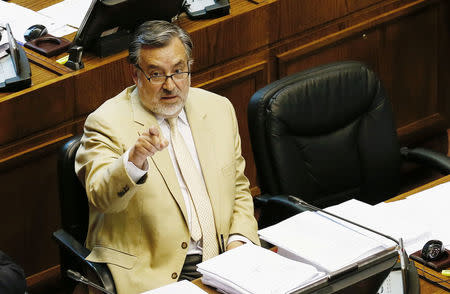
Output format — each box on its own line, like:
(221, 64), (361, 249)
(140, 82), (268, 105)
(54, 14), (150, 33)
(67, 269), (115, 294)
(287, 195), (409, 294)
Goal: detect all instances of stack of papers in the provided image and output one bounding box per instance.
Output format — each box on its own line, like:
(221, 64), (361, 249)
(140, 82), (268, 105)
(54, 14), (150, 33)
(198, 243), (325, 294)
(258, 211), (391, 273)
(143, 181), (449, 294)
(324, 199), (431, 254)
(140, 280), (207, 294)
(375, 181), (450, 251)
(258, 182), (449, 276)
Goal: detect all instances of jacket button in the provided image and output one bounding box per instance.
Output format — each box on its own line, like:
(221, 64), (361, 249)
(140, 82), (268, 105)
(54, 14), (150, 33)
(181, 242), (188, 249)
(171, 272), (178, 279)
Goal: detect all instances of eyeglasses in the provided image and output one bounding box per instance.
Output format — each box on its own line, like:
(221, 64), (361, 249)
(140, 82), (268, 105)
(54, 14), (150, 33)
(135, 64), (191, 85)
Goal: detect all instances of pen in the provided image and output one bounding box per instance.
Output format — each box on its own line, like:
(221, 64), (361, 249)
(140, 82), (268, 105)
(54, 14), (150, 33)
(220, 234), (225, 254)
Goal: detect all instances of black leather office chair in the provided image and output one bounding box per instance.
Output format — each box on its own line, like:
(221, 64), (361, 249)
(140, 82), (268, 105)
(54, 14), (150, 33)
(248, 61), (450, 229)
(53, 135), (116, 294)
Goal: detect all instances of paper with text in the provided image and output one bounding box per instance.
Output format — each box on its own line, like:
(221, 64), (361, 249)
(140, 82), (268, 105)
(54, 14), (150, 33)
(198, 243), (324, 294)
(258, 211), (388, 272)
(324, 199), (431, 254)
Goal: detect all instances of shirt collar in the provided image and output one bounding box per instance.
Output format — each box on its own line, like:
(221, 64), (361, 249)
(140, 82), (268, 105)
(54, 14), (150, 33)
(156, 108), (188, 126)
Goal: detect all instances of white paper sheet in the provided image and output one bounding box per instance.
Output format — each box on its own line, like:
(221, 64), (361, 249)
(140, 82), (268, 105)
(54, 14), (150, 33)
(185, 0), (215, 12)
(325, 199), (431, 254)
(198, 243), (324, 294)
(38, 0), (93, 28)
(0, 1), (74, 44)
(140, 280), (208, 294)
(258, 211), (388, 272)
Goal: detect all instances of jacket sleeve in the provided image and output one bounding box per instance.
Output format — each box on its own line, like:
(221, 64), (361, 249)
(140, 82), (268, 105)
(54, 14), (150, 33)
(226, 101), (261, 246)
(75, 112), (145, 213)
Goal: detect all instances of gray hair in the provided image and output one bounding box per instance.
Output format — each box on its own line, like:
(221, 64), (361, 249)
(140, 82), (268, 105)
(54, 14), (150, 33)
(128, 20), (193, 67)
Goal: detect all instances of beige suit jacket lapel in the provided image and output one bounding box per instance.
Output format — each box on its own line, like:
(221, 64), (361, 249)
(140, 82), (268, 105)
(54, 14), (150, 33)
(130, 88), (189, 225)
(184, 97), (223, 232)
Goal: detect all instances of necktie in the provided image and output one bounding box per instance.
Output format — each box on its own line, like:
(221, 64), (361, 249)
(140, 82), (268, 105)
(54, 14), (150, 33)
(167, 117), (219, 260)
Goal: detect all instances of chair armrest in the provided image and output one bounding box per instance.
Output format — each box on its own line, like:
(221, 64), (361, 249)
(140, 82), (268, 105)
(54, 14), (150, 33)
(400, 147), (450, 175)
(253, 194), (273, 208)
(52, 229), (116, 294)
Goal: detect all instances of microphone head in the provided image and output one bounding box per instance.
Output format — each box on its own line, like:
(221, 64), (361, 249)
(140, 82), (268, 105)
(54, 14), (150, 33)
(287, 195), (309, 207)
(287, 195), (302, 204)
(67, 269), (83, 282)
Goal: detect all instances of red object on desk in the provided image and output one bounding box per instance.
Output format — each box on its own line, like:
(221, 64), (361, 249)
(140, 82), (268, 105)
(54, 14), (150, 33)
(24, 34), (71, 57)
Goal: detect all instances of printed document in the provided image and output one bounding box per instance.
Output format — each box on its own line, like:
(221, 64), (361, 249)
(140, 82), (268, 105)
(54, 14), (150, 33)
(197, 243), (325, 294)
(258, 211), (389, 272)
(324, 199), (431, 254)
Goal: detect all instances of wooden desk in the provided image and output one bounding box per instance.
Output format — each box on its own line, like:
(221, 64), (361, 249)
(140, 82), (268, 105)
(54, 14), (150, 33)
(0, 0), (448, 291)
(191, 175), (450, 294)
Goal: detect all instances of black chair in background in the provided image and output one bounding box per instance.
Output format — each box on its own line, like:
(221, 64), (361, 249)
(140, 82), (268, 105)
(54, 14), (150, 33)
(53, 135), (116, 294)
(248, 61), (450, 229)
(0, 250), (27, 294)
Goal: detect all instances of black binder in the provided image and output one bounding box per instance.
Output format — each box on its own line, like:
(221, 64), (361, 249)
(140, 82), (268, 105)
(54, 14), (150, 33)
(0, 23), (31, 92)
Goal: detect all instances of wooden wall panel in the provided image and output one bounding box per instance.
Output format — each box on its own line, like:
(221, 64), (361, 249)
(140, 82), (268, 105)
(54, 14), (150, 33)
(0, 144), (61, 275)
(185, 1), (275, 72)
(276, 1), (448, 145)
(0, 76), (74, 147)
(277, 0), (384, 40)
(437, 1), (450, 129)
(0, 119), (84, 280)
(195, 62), (269, 189)
(378, 4), (448, 144)
(277, 29), (380, 78)
(74, 57), (134, 117)
(378, 6), (438, 126)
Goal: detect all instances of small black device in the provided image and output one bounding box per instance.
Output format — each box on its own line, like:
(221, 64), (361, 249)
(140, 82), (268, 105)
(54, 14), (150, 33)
(421, 240), (445, 261)
(24, 24), (48, 42)
(64, 45), (84, 70)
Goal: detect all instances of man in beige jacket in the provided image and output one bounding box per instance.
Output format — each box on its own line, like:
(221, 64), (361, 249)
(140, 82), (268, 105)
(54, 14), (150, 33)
(75, 20), (260, 293)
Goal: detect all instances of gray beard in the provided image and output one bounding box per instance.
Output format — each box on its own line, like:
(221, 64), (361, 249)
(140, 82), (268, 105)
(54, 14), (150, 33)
(149, 100), (184, 118)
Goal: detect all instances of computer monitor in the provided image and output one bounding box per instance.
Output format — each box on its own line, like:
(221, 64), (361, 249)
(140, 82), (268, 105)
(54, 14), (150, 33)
(0, 23), (31, 91)
(72, 0), (185, 57)
(6, 24), (20, 74)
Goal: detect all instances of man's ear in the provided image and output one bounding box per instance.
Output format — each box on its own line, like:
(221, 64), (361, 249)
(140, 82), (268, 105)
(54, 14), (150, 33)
(130, 64), (138, 84)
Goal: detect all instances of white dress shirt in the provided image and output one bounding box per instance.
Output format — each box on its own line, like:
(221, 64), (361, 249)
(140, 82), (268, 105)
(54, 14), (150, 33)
(123, 109), (249, 255)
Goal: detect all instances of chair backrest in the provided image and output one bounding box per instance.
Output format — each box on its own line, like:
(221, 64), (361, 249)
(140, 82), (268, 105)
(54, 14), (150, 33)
(56, 135), (118, 294)
(248, 61), (401, 207)
(57, 135), (88, 246)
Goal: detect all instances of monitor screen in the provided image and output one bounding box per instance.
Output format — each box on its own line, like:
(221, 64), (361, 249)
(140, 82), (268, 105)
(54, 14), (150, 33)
(73, 0), (185, 56)
(6, 23), (20, 74)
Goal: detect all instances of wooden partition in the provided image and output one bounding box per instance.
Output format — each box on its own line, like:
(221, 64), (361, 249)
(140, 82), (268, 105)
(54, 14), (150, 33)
(0, 0), (449, 290)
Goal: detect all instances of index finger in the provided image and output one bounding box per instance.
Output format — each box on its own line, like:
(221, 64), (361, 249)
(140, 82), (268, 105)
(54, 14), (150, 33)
(148, 126), (160, 136)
